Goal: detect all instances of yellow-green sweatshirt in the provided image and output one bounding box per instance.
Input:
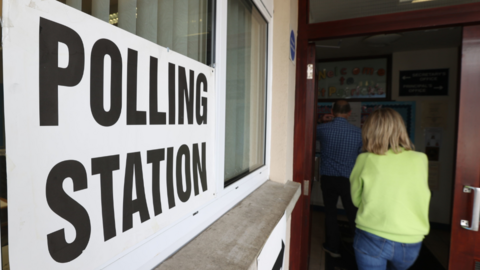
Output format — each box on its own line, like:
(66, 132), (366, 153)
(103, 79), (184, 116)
(350, 149), (431, 243)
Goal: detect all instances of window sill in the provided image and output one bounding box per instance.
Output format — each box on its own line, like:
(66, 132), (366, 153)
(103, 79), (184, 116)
(154, 180), (301, 270)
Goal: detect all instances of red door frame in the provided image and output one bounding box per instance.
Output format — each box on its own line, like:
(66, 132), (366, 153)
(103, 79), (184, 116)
(290, 2), (480, 270)
(448, 25), (480, 270)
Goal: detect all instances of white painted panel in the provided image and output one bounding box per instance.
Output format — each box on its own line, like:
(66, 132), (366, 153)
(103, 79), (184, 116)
(257, 214), (286, 269)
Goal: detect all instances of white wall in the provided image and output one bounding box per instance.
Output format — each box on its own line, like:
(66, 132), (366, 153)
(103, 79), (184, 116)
(392, 47), (458, 225)
(311, 47), (459, 225)
(270, 0), (298, 268)
(270, 0), (298, 185)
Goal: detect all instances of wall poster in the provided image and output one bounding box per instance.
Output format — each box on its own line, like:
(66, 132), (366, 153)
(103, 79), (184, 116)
(424, 128), (442, 161)
(3, 0), (216, 269)
(421, 101), (448, 129)
(317, 56), (391, 101)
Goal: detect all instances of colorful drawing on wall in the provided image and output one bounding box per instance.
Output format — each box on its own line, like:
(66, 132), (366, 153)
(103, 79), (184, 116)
(362, 102), (416, 143)
(317, 57), (390, 101)
(317, 103), (333, 124)
(318, 101), (416, 143)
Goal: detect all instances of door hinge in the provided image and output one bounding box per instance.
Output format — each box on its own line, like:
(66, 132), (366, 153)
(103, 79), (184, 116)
(303, 180), (309, 196)
(307, 64), (313, 79)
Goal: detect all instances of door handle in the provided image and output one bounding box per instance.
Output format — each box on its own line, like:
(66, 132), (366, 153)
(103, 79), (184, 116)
(461, 186), (480, 231)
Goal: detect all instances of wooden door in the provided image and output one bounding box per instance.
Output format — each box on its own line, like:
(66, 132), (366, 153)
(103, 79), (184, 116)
(449, 25), (480, 270)
(290, 43), (316, 270)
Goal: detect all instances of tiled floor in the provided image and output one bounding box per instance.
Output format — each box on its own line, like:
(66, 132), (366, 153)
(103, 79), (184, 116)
(423, 228), (450, 269)
(309, 211), (350, 270)
(308, 211), (326, 270)
(308, 210), (450, 270)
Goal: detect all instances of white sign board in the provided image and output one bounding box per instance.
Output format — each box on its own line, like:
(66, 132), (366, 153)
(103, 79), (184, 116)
(3, 0), (216, 268)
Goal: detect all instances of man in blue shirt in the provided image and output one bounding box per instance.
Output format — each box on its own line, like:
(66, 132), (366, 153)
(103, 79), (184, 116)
(317, 100), (362, 258)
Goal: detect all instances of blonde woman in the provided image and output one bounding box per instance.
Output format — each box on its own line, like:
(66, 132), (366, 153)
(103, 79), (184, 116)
(350, 108), (430, 270)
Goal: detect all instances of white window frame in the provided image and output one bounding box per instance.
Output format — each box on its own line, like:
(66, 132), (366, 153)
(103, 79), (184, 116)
(66, 0), (273, 269)
(216, 0), (273, 195)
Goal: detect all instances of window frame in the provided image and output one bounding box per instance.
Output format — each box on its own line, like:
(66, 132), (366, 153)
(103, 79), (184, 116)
(222, 0), (270, 188)
(97, 0), (273, 269)
(214, 0), (272, 201)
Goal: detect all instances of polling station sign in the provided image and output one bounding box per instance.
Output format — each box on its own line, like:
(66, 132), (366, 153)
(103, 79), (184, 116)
(3, 0), (216, 268)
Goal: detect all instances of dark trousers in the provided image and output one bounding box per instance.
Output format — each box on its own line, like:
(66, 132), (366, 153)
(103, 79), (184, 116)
(321, 175), (358, 252)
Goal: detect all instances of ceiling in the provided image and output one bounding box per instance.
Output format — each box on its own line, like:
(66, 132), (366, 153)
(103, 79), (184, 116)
(309, 0), (480, 24)
(314, 27), (462, 60)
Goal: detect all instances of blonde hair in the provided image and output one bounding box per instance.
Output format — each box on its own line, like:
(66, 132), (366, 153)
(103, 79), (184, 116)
(362, 108), (414, 155)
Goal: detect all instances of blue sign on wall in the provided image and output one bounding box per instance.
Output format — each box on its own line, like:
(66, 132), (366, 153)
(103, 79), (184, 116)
(290, 30), (295, 62)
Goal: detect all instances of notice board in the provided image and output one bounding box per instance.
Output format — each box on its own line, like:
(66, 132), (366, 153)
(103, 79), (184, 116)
(318, 101), (416, 142)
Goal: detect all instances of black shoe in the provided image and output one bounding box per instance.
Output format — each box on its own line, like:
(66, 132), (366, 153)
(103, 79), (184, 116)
(323, 243), (341, 258)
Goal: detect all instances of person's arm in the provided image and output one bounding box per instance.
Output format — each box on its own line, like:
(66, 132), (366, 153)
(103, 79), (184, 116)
(350, 154), (367, 208)
(421, 153), (430, 188)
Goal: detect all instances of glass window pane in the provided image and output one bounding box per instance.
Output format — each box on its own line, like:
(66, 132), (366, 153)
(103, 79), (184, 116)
(57, 0), (214, 65)
(224, 0), (267, 184)
(310, 0), (480, 24)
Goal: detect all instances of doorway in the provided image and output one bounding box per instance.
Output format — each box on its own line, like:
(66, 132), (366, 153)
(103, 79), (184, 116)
(287, 2), (480, 270)
(308, 26), (461, 270)
(290, 2), (480, 269)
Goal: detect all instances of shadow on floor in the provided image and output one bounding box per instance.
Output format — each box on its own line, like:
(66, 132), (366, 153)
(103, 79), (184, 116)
(309, 209), (448, 270)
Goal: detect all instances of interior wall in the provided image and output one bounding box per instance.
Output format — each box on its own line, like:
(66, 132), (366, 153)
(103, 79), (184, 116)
(392, 47), (458, 225)
(269, 0), (298, 185)
(311, 47), (458, 225)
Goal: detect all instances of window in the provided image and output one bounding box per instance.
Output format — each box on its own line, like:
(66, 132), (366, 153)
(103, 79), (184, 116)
(57, 0), (268, 186)
(224, 0), (267, 185)
(1, 0), (272, 268)
(58, 0), (215, 65)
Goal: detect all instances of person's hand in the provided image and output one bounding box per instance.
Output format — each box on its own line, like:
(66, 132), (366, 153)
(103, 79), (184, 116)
(322, 114), (334, 122)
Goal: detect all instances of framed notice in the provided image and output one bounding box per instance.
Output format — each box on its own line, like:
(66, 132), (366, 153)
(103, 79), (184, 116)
(316, 56), (391, 101)
(399, 69), (449, 96)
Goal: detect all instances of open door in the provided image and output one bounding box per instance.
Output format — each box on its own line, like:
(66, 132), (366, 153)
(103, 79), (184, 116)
(291, 43), (316, 270)
(449, 25), (480, 269)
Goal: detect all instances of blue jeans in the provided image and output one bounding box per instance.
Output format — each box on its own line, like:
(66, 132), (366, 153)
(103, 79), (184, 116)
(353, 229), (422, 270)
